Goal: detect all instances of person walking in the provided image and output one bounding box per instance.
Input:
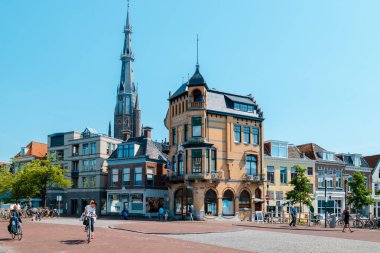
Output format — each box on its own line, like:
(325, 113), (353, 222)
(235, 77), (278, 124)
(158, 206), (164, 221)
(289, 206), (297, 227)
(342, 206), (353, 233)
(188, 205), (194, 221)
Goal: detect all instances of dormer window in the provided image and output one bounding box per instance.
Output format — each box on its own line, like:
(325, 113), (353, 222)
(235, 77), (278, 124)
(234, 103), (254, 113)
(353, 156), (361, 167)
(271, 142), (288, 158)
(117, 143), (134, 158)
(322, 152), (334, 161)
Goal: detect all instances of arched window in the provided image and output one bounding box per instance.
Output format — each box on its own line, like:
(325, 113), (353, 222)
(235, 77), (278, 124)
(222, 190), (235, 216)
(178, 153), (184, 175)
(239, 190), (251, 209)
(193, 89), (203, 102)
(204, 189), (218, 216)
(255, 188), (262, 199)
(174, 188), (193, 217)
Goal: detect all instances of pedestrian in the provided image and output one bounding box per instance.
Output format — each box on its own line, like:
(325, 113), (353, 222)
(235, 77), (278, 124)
(289, 206), (297, 227)
(342, 206), (353, 233)
(121, 207), (129, 220)
(158, 206), (164, 221)
(188, 205), (194, 221)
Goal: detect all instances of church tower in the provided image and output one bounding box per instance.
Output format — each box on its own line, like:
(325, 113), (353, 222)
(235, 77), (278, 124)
(114, 2), (141, 140)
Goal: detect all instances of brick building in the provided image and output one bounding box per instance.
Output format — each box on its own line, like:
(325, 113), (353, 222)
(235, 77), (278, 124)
(106, 127), (168, 216)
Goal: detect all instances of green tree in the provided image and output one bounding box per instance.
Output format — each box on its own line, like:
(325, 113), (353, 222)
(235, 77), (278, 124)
(347, 172), (374, 213)
(286, 165), (314, 220)
(11, 156), (71, 207)
(0, 166), (14, 195)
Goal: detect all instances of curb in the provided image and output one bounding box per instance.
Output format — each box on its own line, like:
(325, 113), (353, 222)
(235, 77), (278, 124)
(108, 226), (243, 235)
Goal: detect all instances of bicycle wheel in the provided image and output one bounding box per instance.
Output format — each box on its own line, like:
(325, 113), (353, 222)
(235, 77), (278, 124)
(87, 220), (91, 243)
(17, 225), (22, 240)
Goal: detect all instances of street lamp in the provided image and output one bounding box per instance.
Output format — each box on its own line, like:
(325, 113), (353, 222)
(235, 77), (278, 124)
(344, 179), (348, 207)
(323, 174), (334, 228)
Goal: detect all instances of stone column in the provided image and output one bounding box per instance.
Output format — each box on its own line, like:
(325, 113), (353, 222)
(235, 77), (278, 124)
(235, 196), (240, 217)
(218, 196), (223, 217)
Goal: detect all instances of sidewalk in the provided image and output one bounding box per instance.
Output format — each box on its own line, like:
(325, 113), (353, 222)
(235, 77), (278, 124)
(112, 220), (243, 235)
(235, 222), (343, 232)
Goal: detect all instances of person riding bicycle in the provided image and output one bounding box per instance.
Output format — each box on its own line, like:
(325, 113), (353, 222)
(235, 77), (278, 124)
(83, 200), (97, 239)
(8, 204), (22, 234)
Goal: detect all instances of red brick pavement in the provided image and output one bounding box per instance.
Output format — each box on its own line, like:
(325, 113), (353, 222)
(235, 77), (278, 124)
(0, 222), (249, 253)
(114, 221), (242, 234)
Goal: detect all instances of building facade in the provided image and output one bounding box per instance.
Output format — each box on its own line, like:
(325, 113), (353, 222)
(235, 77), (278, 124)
(47, 128), (121, 215)
(364, 155), (380, 218)
(297, 143), (345, 219)
(164, 61), (265, 221)
(264, 141), (315, 218)
(114, 4), (141, 140)
(13, 141), (47, 173)
(337, 153), (372, 216)
(106, 127), (169, 216)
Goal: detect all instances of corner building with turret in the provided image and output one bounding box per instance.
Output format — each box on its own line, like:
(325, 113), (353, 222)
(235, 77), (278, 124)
(164, 63), (265, 221)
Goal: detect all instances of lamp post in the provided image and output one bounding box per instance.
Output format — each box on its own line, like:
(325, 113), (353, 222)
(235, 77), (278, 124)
(325, 178), (327, 228)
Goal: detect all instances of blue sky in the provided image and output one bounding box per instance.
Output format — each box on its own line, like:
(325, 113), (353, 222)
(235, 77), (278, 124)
(1, 0), (380, 162)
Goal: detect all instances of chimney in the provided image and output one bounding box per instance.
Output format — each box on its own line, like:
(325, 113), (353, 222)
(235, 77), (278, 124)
(143, 126), (153, 139)
(122, 130), (132, 141)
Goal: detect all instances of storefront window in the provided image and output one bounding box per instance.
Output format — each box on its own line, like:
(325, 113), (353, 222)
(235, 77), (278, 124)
(131, 194), (143, 211)
(146, 197), (164, 213)
(222, 190), (235, 216)
(109, 194), (121, 213)
(205, 189), (218, 216)
(239, 190), (251, 209)
(174, 188), (193, 216)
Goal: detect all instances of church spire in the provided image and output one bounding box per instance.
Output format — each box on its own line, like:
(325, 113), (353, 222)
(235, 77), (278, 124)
(119, 0), (135, 94)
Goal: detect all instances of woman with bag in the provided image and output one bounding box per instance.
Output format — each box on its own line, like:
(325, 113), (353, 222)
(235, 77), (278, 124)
(82, 200), (97, 239)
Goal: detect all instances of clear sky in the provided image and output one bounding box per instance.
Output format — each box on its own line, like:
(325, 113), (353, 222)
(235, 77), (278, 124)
(1, 0), (380, 162)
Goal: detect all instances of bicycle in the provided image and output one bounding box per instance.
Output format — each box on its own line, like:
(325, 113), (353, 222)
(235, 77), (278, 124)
(84, 214), (95, 243)
(10, 217), (22, 241)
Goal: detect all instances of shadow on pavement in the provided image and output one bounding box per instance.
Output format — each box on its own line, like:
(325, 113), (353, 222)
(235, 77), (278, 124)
(0, 238), (12, 242)
(60, 240), (86, 245)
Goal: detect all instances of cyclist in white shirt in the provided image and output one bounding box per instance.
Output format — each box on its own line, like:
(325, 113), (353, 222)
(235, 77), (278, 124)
(83, 200), (97, 239)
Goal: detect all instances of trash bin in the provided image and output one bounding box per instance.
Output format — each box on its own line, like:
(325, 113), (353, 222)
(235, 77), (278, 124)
(330, 214), (336, 228)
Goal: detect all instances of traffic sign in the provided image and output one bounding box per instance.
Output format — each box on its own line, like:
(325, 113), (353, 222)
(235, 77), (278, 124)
(265, 194), (270, 201)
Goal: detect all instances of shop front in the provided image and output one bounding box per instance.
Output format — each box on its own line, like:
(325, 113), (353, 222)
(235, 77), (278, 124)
(107, 189), (168, 217)
(315, 190), (345, 219)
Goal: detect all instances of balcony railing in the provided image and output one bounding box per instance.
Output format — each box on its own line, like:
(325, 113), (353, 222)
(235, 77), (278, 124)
(189, 101), (205, 109)
(242, 173), (264, 182)
(169, 171), (221, 182)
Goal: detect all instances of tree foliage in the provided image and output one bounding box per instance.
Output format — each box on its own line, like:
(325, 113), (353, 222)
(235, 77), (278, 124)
(0, 166), (14, 195)
(286, 165), (314, 217)
(347, 172), (374, 211)
(1, 156), (71, 207)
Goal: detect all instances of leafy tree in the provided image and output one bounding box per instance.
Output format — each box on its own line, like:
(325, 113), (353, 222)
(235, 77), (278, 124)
(0, 166), (14, 195)
(286, 165), (314, 220)
(347, 172), (374, 214)
(11, 156), (71, 207)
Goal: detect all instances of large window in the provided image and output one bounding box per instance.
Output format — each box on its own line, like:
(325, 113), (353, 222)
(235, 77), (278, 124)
(83, 160), (89, 171)
(146, 167), (154, 186)
(206, 149), (210, 173)
(172, 128), (176, 145)
(234, 125), (241, 143)
(89, 176), (95, 188)
(271, 142), (287, 158)
(234, 103), (254, 113)
(89, 159), (96, 171)
(184, 124), (188, 142)
(222, 190), (235, 216)
(245, 155), (257, 175)
(122, 168), (130, 185)
(192, 117), (202, 137)
(253, 128), (259, 145)
(267, 166), (275, 184)
(307, 167), (313, 176)
(327, 169), (334, 188)
(211, 150), (216, 173)
(82, 177), (88, 188)
(205, 189), (218, 216)
(276, 191), (284, 200)
(117, 144), (134, 158)
(192, 149), (202, 173)
(322, 152), (334, 161)
(90, 142), (96, 154)
(336, 170), (342, 188)
(280, 167), (287, 184)
(178, 154), (184, 175)
(318, 169), (325, 188)
(291, 167), (297, 181)
(243, 126), (250, 144)
(111, 169), (119, 186)
(83, 143), (89, 155)
(239, 190), (251, 209)
(134, 167), (142, 186)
